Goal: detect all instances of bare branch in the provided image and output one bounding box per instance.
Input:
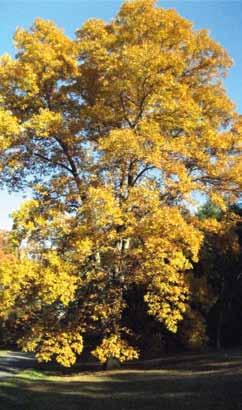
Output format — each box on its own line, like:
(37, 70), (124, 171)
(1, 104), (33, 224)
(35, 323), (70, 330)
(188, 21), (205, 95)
(33, 152), (73, 174)
(131, 165), (155, 186)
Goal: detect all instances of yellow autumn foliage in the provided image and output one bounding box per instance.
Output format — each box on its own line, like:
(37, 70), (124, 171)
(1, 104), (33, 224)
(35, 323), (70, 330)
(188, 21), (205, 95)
(19, 327), (83, 367)
(179, 309), (208, 349)
(0, 0), (241, 366)
(92, 334), (139, 364)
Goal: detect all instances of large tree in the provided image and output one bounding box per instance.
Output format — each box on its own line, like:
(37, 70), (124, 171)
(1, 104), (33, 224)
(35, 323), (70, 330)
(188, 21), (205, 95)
(0, 0), (241, 366)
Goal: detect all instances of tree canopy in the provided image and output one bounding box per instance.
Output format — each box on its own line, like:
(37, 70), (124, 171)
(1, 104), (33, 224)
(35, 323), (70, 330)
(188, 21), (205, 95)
(0, 0), (241, 367)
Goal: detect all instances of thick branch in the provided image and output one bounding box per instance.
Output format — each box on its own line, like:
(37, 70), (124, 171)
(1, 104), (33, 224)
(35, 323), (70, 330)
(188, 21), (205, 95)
(54, 136), (82, 188)
(131, 165), (155, 186)
(33, 152), (73, 174)
(119, 93), (134, 128)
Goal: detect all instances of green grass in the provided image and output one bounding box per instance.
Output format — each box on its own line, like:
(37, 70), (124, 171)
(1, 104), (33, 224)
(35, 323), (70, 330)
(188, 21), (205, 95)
(1, 350), (242, 410)
(0, 350), (9, 357)
(14, 369), (50, 381)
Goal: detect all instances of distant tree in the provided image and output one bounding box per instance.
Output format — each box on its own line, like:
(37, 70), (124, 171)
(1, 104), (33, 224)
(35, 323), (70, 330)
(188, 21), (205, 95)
(196, 202), (242, 349)
(197, 200), (222, 221)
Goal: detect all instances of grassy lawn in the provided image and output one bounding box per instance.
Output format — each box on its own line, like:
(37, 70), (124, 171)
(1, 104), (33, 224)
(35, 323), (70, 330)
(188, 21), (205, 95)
(1, 350), (242, 410)
(0, 350), (9, 357)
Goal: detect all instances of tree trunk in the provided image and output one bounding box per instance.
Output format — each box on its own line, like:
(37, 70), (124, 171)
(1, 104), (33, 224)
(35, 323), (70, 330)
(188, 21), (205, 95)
(105, 357), (121, 370)
(216, 308), (223, 350)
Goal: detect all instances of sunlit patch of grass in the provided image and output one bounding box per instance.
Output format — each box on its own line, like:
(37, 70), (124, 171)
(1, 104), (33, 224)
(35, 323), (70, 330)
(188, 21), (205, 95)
(16, 369), (49, 381)
(0, 380), (16, 388)
(0, 350), (9, 357)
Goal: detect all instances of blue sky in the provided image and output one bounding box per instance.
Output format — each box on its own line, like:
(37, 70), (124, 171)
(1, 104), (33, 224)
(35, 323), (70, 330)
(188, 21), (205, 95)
(0, 0), (241, 229)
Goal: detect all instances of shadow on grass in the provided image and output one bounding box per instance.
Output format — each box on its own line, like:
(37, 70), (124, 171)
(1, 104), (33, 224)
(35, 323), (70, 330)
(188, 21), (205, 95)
(1, 351), (242, 410)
